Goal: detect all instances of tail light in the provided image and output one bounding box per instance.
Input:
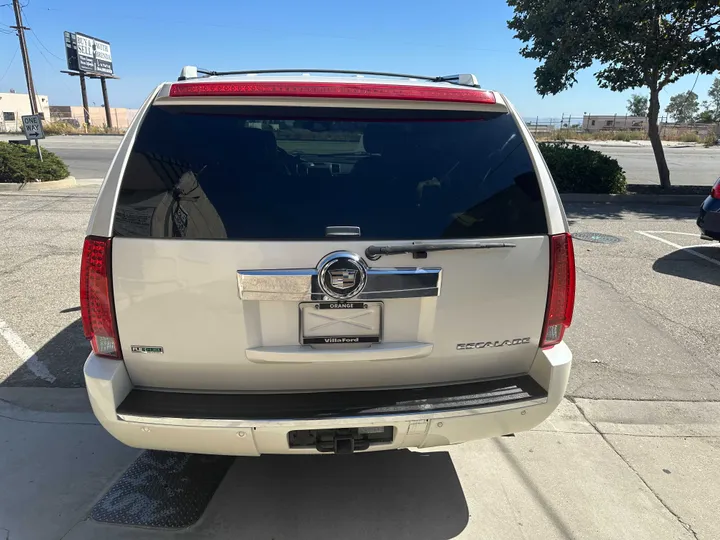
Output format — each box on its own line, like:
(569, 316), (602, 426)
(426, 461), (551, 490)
(541, 233), (576, 349)
(711, 178), (720, 199)
(80, 236), (122, 359)
(169, 81), (496, 104)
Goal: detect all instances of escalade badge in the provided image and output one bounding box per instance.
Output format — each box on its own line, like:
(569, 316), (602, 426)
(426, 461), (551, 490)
(330, 269), (357, 290)
(317, 252), (367, 299)
(457, 337), (531, 350)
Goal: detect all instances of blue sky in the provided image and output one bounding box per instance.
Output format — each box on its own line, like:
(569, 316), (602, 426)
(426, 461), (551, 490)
(1, 0), (717, 119)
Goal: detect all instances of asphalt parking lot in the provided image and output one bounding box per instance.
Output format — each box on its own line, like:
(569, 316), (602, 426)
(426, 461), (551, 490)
(583, 143), (720, 186)
(1, 180), (719, 538)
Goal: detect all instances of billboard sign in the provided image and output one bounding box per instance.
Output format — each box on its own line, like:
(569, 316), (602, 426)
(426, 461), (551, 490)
(64, 31), (114, 76)
(64, 31), (79, 71)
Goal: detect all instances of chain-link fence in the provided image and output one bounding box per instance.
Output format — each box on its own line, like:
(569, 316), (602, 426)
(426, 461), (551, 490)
(1, 107), (135, 134)
(523, 114), (719, 143)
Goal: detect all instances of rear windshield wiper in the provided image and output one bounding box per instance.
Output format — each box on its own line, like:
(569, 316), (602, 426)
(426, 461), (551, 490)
(365, 241), (516, 261)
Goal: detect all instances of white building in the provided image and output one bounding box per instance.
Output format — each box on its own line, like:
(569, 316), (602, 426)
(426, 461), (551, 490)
(0, 92), (51, 133)
(582, 115), (647, 132)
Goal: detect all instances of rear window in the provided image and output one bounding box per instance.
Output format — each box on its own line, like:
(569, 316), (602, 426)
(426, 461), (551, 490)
(113, 105), (547, 240)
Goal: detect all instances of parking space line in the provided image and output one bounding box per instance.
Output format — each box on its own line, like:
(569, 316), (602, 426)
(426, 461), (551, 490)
(0, 318), (56, 383)
(636, 231), (720, 268)
(642, 231), (704, 237)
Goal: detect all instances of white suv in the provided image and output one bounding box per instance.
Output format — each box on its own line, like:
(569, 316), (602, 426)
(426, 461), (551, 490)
(81, 68), (575, 456)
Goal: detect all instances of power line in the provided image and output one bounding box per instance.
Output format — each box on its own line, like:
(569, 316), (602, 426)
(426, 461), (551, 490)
(29, 28), (63, 60)
(19, 7), (63, 60)
(28, 31), (56, 70)
(0, 45), (18, 82)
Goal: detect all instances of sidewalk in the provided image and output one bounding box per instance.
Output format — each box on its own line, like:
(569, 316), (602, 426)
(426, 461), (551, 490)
(1, 389), (718, 540)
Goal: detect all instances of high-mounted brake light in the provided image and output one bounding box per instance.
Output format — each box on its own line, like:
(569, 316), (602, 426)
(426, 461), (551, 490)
(541, 233), (576, 349)
(710, 178), (720, 199)
(80, 237), (122, 359)
(169, 81), (497, 104)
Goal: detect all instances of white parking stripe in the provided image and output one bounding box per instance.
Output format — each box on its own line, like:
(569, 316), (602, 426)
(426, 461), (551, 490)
(0, 318), (56, 383)
(642, 231), (705, 237)
(636, 231), (720, 268)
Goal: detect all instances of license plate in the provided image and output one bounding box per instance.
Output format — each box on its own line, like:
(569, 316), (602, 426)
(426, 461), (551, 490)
(300, 302), (382, 345)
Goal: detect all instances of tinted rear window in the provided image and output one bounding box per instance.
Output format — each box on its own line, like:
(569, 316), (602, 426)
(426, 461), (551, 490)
(113, 105), (547, 239)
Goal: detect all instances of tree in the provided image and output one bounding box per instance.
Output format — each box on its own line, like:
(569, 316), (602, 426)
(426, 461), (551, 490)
(696, 108), (716, 123)
(665, 91), (699, 123)
(507, 0), (720, 188)
(627, 94), (649, 117)
(706, 77), (720, 120)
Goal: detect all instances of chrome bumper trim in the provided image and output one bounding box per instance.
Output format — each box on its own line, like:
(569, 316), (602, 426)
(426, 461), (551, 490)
(238, 267), (442, 301)
(116, 397), (547, 429)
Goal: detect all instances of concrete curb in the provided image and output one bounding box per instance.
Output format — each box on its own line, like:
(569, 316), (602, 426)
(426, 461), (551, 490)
(562, 140), (706, 149)
(0, 176), (77, 192)
(46, 133), (125, 137)
(561, 193), (703, 206)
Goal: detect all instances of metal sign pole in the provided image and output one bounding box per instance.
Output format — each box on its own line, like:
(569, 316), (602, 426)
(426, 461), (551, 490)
(101, 77), (113, 128)
(79, 74), (90, 127)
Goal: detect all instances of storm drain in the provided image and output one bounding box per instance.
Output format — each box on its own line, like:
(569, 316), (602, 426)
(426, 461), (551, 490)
(572, 232), (622, 244)
(91, 451), (234, 528)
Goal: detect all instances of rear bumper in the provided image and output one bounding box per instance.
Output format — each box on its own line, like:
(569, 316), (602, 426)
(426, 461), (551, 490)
(698, 196), (720, 240)
(84, 343), (572, 456)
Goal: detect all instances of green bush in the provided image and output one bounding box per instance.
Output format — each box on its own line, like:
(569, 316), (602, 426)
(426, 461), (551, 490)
(703, 132), (719, 147)
(42, 121), (126, 135)
(611, 131), (646, 141)
(538, 142), (627, 194)
(679, 131), (700, 143)
(0, 142), (69, 183)
(42, 121), (81, 135)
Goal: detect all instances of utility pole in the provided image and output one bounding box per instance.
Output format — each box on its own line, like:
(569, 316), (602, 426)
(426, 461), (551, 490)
(11, 0), (42, 160)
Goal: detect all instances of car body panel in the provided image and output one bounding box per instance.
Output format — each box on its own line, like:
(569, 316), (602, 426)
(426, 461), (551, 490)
(112, 236), (549, 391)
(698, 194), (720, 240)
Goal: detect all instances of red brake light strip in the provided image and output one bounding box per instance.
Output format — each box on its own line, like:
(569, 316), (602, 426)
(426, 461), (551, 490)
(169, 81), (496, 104)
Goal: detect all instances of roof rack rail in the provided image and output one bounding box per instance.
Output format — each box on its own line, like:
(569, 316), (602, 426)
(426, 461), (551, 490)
(177, 67), (480, 87)
(437, 74), (479, 87)
(178, 66), (198, 81)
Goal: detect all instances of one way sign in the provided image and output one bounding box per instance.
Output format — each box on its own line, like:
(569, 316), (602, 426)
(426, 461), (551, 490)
(22, 115), (45, 140)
